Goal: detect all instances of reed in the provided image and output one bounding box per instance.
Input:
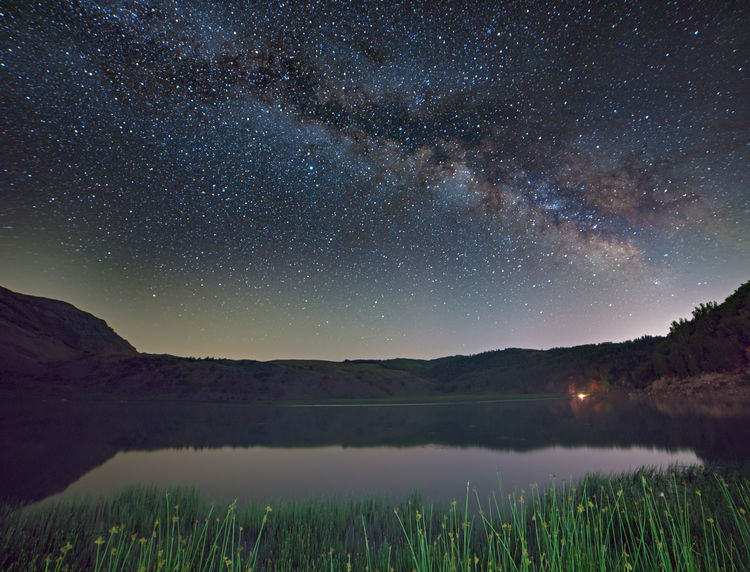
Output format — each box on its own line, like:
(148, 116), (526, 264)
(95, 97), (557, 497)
(1, 468), (748, 571)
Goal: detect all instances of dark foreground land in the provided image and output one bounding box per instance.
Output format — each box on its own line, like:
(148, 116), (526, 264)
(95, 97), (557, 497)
(2, 466), (749, 571)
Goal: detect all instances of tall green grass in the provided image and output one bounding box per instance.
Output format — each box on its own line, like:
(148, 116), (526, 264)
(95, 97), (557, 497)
(0, 487), (271, 572)
(1, 468), (749, 571)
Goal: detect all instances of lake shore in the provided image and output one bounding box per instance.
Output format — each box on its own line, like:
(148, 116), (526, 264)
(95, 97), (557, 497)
(3, 466), (749, 571)
(631, 370), (750, 398)
(3, 374), (749, 406)
(626, 371), (750, 417)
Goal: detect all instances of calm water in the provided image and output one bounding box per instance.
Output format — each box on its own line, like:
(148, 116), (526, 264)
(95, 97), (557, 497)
(2, 393), (749, 506)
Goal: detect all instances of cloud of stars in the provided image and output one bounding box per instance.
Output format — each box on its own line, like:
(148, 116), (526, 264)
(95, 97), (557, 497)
(1, 1), (748, 360)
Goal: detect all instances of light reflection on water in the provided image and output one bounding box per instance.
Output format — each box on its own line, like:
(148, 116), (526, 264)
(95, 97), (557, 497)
(41, 444), (701, 506)
(5, 393), (750, 506)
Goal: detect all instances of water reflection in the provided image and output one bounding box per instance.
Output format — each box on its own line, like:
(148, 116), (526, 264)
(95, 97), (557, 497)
(2, 393), (749, 504)
(41, 445), (700, 506)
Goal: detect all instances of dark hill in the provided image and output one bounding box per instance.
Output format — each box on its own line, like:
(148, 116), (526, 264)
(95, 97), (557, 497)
(395, 280), (749, 393)
(1, 281), (748, 400)
(633, 280), (750, 384)
(0, 286), (136, 377)
(0, 286), (434, 400)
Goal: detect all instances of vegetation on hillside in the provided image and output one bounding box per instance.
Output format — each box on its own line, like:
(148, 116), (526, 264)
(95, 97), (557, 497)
(380, 280), (750, 394)
(633, 282), (750, 384)
(1, 281), (747, 399)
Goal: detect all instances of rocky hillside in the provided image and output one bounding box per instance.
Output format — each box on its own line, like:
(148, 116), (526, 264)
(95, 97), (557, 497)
(0, 286), (136, 377)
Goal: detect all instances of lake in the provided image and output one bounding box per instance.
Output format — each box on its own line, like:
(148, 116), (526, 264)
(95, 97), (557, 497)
(2, 393), (749, 507)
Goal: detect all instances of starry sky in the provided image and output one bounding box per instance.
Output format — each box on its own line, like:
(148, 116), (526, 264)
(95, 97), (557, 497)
(1, 1), (748, 361)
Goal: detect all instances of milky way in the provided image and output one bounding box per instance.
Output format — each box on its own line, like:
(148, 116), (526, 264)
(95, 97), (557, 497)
(1, 1), (748, 360)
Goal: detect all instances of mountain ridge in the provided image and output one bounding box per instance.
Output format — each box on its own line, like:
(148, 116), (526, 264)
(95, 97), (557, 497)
(0, 286), (136, 377)
(1, 281), (748, 400)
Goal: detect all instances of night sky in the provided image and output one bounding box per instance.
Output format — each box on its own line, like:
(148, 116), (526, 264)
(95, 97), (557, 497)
(1, 1), (748, 361)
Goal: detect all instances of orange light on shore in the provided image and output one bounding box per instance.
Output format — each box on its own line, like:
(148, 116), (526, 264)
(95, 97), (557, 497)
(577, 393), (588, 400)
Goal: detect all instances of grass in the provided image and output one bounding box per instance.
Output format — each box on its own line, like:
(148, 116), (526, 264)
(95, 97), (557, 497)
(1, 467), (749, 571)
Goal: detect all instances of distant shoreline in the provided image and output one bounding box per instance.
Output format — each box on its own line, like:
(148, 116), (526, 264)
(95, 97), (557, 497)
(275, 392), (564, 406)
(4, 376), (749, 408)
(630, 370), (750, 398)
